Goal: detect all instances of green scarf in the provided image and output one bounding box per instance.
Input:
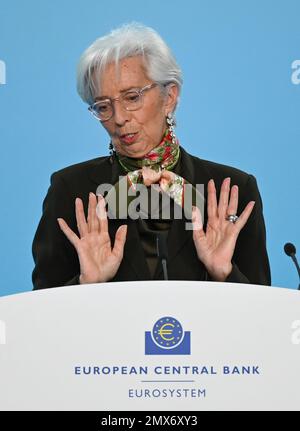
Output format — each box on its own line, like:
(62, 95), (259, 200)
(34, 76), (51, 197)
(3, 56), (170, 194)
(117, 128), (180, 173)
(105, 128), (202, 219)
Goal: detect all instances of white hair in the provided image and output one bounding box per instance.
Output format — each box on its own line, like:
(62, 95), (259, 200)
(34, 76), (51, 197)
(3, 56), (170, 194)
(76, 23), (183, 106)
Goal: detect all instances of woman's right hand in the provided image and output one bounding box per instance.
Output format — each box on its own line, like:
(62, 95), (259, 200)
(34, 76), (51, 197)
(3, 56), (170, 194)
(57, 192), (127, 284)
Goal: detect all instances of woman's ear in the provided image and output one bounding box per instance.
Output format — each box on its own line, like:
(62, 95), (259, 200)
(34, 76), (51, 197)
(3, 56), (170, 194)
(164, 84), (179, 115)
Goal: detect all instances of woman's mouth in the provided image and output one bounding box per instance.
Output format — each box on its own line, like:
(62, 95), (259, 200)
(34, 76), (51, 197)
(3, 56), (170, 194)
(119, 132), (139, 144)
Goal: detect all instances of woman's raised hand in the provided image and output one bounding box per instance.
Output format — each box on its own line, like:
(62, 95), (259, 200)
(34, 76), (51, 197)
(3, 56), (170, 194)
(192, 178), (255, 281)
(57, 192), (127, 284)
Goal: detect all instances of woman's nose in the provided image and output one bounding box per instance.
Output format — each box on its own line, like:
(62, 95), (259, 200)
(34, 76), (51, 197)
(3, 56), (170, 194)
(113, 100), (131, 126)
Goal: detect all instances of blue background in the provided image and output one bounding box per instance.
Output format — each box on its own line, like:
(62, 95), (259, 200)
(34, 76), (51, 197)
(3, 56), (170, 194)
(0, 0), (299, 295)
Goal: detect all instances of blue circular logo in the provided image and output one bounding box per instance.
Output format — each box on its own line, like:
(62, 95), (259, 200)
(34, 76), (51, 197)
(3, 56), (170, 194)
(151, 316), (184, 349)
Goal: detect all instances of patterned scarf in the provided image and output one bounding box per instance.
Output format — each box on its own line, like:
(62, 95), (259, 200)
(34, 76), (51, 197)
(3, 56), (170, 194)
(105, 128), (200, 219)
(117, 128), (180, 173)
(117, 128), (185, 207)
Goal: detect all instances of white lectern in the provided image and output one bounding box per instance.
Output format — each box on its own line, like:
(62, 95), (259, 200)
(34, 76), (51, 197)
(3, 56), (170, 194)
(0, 281), (299, 411)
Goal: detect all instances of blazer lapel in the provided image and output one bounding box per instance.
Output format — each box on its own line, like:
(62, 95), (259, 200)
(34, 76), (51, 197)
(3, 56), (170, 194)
(102, 217), (150, 280)
(153, 147), (204, 278)
(167, 147), (197, 262)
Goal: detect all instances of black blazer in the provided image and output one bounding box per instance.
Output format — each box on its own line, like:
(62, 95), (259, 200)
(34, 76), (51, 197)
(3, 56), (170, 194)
(32, 147), (271, 289)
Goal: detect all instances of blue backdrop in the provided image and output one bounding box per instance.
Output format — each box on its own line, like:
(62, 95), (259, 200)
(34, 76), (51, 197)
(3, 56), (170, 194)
(0, 0), (299, 295)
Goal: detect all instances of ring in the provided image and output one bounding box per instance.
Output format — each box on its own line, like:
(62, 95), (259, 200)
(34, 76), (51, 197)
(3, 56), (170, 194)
(226, 214), (238, 223)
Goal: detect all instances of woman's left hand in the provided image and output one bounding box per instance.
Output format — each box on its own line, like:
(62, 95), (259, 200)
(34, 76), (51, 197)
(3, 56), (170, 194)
(192, 177), (255, 281)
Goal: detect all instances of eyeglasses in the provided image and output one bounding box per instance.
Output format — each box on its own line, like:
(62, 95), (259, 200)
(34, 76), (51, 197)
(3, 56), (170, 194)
(88, 83), (158, 122)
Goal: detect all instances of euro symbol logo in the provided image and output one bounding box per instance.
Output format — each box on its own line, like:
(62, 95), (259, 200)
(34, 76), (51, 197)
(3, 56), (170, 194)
(158, 323), (175, 341)
(152, 317), (184, 349)
(145, 316), (191, 354)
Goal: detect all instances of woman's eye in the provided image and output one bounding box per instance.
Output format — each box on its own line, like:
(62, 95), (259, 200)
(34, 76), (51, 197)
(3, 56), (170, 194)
(124, 93), (139, 102)
(96, 104), (109, 112)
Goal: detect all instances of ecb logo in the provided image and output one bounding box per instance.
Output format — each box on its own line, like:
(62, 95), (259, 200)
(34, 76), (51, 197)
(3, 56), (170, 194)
(145, 316), (191, 355)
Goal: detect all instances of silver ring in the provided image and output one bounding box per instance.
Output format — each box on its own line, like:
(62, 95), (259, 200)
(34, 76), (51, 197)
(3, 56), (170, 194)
(226, 214), (238, 223)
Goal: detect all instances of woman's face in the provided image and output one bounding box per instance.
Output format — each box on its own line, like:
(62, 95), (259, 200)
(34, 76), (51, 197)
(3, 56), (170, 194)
(95, 56), (178, 158)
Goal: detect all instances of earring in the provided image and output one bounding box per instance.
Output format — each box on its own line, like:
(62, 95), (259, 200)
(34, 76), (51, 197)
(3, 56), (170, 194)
(166, 112), (177, 144)
(109, 141), (115, 164)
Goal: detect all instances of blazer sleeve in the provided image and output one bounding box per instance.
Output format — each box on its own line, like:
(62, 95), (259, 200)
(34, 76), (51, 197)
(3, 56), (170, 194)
(32, 172), (81, 290)
(224, 174), (271, 286)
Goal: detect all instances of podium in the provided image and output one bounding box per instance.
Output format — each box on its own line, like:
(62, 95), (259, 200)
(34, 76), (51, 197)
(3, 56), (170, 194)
(0, 281), (299, 411)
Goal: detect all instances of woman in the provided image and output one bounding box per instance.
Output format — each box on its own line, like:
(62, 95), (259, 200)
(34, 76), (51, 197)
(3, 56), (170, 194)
(32, 23), (271, 289)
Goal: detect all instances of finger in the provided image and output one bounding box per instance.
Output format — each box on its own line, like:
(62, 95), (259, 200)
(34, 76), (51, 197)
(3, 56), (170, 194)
(87, 192), (99, 232)
(142, 166), (162, 186)
(218, 177), (231, 219)
(96, 194), (108, 233)
(192, 206), (205, 240)
(207, 179), (218, 220)
(234, 201), (255, 231)
(75, 197), (88, 237)
(112, 225), (127, 260)
(57, 218), (80, 249)
(227, 185), (239, 217)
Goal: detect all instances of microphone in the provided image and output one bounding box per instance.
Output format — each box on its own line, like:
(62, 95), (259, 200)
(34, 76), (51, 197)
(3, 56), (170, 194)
(156, 233), (169, 280)
(284, 242), (300, 290)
